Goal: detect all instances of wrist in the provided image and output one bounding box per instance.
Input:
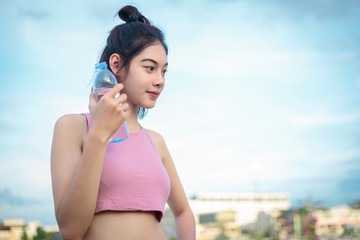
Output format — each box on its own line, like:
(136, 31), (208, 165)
(86, 127), (109, 146)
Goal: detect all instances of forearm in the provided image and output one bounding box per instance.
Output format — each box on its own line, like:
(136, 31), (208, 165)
(175, 208), (196, 240)
(57, 131), (107, 239)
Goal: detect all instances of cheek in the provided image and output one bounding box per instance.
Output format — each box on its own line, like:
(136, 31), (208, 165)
(121, 76), (135, 93)
(121, 72), (148, 96)
(122, 82), (142, 100)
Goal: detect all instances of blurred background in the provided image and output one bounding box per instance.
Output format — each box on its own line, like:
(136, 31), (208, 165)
(0, 0), (359, 239)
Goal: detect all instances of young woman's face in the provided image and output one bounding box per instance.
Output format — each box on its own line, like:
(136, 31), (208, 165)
(122, 42), (168, 109)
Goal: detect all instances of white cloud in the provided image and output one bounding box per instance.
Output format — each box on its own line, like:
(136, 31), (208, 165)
(21, 15), (105, 71)
(336, 51), (356, 61)
(291, 113), (360, 126)
(313, 149), (360, 163)
(0, 156), (52, 199)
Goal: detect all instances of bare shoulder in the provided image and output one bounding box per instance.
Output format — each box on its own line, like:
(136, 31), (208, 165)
(146, 129), (165, 144)
(55, 114), (87, 128)
(145, 129), (169, 159)
(53, 114), (88, 147)
(54, 114), (87, 133)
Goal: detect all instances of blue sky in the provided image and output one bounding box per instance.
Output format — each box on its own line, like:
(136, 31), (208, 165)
(0, 0), (359, 226)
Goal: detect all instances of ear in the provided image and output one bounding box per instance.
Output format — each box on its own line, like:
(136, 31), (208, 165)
(109, 53), (122, 76)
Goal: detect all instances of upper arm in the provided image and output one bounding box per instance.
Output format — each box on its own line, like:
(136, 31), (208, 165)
(147, 130), (190, 217)
(50, 114), (86, 220)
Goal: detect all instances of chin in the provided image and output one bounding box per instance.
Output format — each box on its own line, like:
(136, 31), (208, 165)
(145, 105), (156, 109)
(141, 102), (156, 109)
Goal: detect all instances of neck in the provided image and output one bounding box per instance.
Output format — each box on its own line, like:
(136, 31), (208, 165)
(125, 104), (142, 133)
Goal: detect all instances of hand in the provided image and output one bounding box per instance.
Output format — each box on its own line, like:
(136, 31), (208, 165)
(88, 84), (129, 142)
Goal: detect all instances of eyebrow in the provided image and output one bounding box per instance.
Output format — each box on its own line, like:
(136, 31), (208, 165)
(141, 58), (168, 67)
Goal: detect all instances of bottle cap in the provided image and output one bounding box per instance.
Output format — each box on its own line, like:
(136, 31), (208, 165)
(95, 62), (108, 71)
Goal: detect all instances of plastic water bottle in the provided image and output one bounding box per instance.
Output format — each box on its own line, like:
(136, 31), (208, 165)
(92, 62), (129, 143)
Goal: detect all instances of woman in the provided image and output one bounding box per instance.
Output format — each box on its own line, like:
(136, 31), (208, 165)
(51, 5), (196, 240)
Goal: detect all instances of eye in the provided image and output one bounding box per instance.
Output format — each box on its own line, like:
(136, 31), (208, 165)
(145, 66), (155, 71)
(162, 69), (168, 75)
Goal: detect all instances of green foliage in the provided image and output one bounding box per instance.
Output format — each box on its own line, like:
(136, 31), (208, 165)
(342, 224), (355, 237)
(246, 228), (279, 240)
(215, 237), (230, 240)
(21, 230), (28, 240)
(33, 227), (55, 240)
(248, 232), (267, 240)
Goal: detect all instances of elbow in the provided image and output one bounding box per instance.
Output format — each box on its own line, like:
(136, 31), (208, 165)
(55, 208), (93, 239)
(56, 209), (90, 239)
(59, 226), (85, 240)
(175, 206), (195, 220)
(57, 216), (88, 240)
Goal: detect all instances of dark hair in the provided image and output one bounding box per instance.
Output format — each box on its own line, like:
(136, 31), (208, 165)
(99, 5), (168, 119)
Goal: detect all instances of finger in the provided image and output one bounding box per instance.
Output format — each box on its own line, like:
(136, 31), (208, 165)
(106, 83), (124, 98)
(119, 103), (129, 112)
(119, 103), (130, 119)
(115, 93), (127, 105)
(88, 92), (96, 111)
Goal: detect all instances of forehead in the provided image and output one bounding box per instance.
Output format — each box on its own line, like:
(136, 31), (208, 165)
(134, 43), (167, 65)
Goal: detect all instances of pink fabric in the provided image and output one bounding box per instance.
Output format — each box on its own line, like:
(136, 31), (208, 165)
(83, 113), (171, 222)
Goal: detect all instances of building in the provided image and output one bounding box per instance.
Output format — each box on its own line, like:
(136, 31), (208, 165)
(0, 219), (26, 240)
(163, 196), (360, 239)
(197, 210), (240, 240)
(190, 192), (290, 229)
(271, 204), (360, 239)
(0, 219), (59, 240)
(273, 210), (295, 240)
(314, 205), (360, 237)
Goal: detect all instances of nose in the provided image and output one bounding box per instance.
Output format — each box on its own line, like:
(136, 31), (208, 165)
(153, 72), (165, 88)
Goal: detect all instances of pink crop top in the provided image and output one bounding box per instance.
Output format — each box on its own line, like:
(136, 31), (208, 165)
(83, 113), (171, 222)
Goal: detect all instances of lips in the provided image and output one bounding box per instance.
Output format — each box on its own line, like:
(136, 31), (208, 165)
(147, 91), (160, 98)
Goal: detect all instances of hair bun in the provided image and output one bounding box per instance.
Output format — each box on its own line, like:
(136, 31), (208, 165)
(118, 5), (150, 24)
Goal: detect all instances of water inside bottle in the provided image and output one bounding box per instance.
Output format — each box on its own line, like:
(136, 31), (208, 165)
(94, 87), (120, 102)
(108, 121), (129, 143)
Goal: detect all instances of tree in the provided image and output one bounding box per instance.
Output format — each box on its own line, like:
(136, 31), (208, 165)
(21, 230), (28, 240)
(33, 227), (55, 240)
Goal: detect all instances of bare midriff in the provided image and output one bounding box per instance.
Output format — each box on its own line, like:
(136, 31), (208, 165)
(83, 211), (168, 240)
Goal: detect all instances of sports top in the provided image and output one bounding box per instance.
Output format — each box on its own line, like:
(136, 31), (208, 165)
(83, 113), (171, 222)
